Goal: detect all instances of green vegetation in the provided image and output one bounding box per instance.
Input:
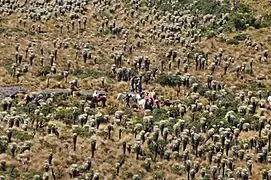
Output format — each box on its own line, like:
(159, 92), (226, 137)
(9, 166), (17, 180)
(73, 127), (90, 137)
(0, 140), (7, 154)
(156, 74), (182, 87)
(151, 109), (168, 121)
(36, 66), (51, 77)
(155, 0), (270, 35)
(226, 38), (240, 45)
(235, 80), (268, 91)
(233, 33), (249, 41)
(13, 130), (32, 141)
(73, 69), (105, 79)
(54, 108), (74, 124)
(24, 171), (42, 180)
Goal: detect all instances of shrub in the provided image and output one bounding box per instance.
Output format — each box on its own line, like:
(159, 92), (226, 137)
(54, 109), (74, 124)
(12, 131), (32, 141)
(205, 30), (217, 39)
(233, 33), (249, 41)
(0, 141), (7, 154)
(226, 39), (239, 45)
(36, 66), (51, 77)
(152, 171), (164, 179)
(227, 4), (265, 30)
(230, 13), (249, 31)
(260, 16), (271, 28)
(9, 166), (17, 180)
(197, 84), (209, 96)
(194, 0), (231, 15)
(97, 28), (110, 36)
(156, 0), (270, 35)
(156, 74), (182, 87)
(0, 28), (6, 34)
(23, 171), (42, 180)
(3, 63), (12, 75)
(73, 127), (89, 137)
(151, 109), (168, 122)
(40, 105), (55, 116)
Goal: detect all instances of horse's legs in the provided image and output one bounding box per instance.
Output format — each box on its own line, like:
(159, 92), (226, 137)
(99, 98), (105, 108)
(93, 99), (97, 108)
(103, 99), (106, 107)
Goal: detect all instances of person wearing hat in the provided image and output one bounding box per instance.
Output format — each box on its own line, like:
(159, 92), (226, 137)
(93, 90), (101, 101)
(124, 93), (131, 108)
(136, 76), (142, 93)
(130, 76), (136, 92)
(69, 78), (78, 93)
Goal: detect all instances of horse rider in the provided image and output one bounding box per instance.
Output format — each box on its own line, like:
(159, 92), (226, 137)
(130, 76), (136, 92)
(155, 99), (160, 109)
(70, 78), (78, 94)
(136, 76), (142, 93)
(148, 95), (154, 107)
(93, 90), (101, 101)
(147, 93), (154, 110)
(124, 93), (131, 108)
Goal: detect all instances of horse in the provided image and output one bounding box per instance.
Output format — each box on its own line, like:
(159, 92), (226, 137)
(137, 98), (147, 110)
(88, 95), (107, 108)
(117, 93), (127, 101)
(117, 93), (138, 102)
(117, 92), (149, 110)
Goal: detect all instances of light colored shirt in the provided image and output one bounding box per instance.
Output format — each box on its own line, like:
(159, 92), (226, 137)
(93, 91), (99, 98)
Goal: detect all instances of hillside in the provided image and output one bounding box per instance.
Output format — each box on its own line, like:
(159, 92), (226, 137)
(0, 0), (270, 179)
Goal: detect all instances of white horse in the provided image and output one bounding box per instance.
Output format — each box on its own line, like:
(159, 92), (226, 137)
(117, 93), (147, 109)
(268, 96), (271, 109)
(137, 97), (147, 109)
(268, 96), (271, 105)
(117, 93), (138, 102)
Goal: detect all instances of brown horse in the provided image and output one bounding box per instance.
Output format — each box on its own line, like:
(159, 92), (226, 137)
(89, 96), (107, 108)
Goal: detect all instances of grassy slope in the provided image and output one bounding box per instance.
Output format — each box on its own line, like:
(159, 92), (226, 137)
(0, 1), (270, 180)
(240, 0), (271, 17)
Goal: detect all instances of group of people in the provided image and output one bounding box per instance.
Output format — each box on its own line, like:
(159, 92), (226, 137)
(129, 76), (142, 93)
(123, 90), (158, 110)
(124, 75), (157, 110)
(142, 91), (155, 110)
